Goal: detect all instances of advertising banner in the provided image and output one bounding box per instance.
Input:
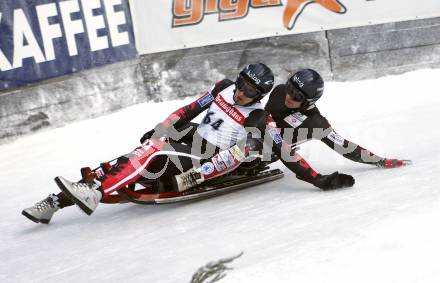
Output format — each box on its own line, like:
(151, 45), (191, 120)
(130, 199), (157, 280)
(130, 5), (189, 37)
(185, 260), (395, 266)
(0, 0), (137, 91)
(129, 0), (440, 54)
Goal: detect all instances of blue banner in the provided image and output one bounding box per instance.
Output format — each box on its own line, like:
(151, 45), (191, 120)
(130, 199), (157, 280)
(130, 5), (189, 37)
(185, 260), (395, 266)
(0, 0), (137, 91)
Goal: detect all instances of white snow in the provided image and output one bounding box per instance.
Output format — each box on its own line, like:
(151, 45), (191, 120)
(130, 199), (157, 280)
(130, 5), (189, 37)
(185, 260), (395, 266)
(1, 69), (440, 283)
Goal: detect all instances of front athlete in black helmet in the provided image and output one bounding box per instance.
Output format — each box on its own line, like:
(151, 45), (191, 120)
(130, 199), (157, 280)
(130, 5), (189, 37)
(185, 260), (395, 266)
(22, 63), (280, 223)
(265, 68), (411, 190)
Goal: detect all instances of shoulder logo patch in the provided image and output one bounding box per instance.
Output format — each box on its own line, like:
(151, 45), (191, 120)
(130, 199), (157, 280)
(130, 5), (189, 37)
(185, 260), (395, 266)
(269, 128), (283, 144)
(327, 130), (345, 146)
(197, 92), (214, 107)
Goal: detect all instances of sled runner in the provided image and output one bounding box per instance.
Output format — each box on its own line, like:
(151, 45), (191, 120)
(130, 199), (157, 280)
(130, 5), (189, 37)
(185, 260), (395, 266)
(112, 168), (284, 205)
(80, 140), (284, 205)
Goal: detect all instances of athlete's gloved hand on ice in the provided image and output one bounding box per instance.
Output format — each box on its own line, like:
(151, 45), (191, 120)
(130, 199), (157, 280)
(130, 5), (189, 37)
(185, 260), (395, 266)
(376, 158), (412, 169)
(298, 171), (355, 191)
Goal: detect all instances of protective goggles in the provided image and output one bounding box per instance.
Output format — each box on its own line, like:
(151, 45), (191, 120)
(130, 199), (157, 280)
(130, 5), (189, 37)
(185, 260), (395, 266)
(286, 80), (305, 102)
(236, 76), (262, 99)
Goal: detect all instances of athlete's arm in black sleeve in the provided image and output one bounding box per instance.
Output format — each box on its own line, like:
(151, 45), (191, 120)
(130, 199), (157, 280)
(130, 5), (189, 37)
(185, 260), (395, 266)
(319, 122), (410, 168)
(322, 133), (384, 165)
(311, 114), (385, 166)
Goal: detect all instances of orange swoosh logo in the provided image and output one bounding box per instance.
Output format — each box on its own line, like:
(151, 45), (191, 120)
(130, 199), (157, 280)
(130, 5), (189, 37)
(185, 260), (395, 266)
(283, 0), (347, 30)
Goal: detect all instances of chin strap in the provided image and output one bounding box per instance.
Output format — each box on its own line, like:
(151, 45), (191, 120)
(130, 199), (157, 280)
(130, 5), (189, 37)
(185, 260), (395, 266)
(306, 103), (316, 110)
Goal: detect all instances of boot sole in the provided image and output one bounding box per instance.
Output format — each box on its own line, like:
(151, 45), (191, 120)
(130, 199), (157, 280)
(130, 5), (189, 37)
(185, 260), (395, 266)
(40, 218), (50, 224)
(22, 210), (49, 224)
(54, 177), (93, 216)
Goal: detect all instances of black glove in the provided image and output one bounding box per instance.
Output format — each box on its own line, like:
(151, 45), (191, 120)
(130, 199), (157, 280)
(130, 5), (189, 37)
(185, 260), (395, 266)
(140, 129), (155, 144)
(312, 171), (355, 191)
(140, 123), (175, 144)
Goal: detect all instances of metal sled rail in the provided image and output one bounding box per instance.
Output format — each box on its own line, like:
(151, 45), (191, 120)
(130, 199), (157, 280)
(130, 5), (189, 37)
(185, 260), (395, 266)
(119, 169), (284, 205)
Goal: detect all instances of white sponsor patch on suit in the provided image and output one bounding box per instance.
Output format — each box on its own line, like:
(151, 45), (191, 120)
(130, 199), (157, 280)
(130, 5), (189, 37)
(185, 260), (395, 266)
(229, 145), (245, 162)
(219, 150), (236, 168)
(269, 128), (282, 144)
(212, 155), (227, 171)
(327, 130), (345, 146)
(201, 162), (215, 175)
(197, 92), (214, 107)
(284, 113), (307, 128)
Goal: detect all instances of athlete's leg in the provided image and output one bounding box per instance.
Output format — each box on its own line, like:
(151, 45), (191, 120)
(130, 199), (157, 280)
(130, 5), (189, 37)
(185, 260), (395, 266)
(99, 142), (201, 196)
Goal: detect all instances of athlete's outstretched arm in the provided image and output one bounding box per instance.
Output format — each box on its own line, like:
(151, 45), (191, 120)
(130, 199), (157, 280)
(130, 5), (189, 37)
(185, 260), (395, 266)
(319, 126), (410, 169)
(306, 113), (410, 168)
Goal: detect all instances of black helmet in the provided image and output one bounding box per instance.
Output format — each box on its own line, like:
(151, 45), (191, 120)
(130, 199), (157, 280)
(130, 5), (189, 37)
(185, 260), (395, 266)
(236, 63), (274, 101)
(287, 68), (324, 105)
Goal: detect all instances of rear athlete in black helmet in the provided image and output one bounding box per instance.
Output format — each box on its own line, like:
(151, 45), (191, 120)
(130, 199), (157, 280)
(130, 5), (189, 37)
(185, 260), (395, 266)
(265, 68), (411, 190)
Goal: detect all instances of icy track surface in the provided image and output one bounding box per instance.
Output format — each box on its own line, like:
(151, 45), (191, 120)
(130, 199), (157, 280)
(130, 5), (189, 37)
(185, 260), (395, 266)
(1, 69), (440, 283)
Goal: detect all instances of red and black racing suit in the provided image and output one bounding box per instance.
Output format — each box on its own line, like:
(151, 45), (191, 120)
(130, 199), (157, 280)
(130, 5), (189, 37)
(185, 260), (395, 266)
(264, 84), (385, 167)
